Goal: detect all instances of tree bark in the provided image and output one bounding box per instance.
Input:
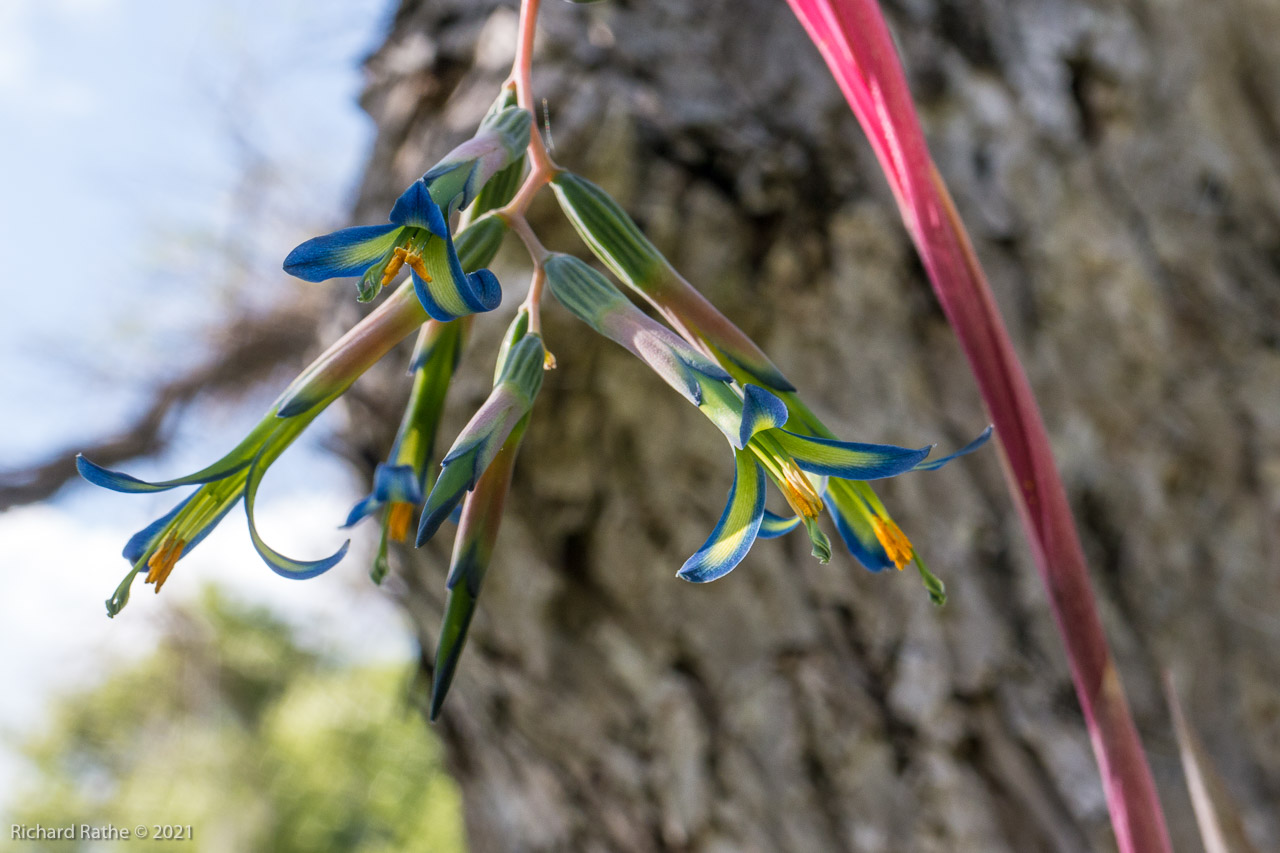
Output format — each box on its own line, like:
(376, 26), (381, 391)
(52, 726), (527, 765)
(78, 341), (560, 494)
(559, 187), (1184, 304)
(345, 1), (1280, 849)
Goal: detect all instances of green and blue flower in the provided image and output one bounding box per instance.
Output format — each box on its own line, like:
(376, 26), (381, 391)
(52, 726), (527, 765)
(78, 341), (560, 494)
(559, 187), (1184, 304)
(284, 179), (502, 318)
(543, 253), (976, 584)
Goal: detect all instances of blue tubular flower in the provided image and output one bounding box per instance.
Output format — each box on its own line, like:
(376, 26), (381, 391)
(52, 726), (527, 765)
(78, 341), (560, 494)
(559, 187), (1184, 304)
(284, 96), (526, 312)
(284, 179), (502, 318)
(822, 426), (994, 569)
(416, 324), (545, 546)
(80, 402), (340, 615)
(344, 463), (423, 533)
(550, 172), (996, 600)
(545, 252), (954, 581)
(346, 319), (468, 582)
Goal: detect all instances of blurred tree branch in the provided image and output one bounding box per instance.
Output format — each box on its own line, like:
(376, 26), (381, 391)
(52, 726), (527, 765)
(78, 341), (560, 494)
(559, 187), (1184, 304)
(0, 301), (321, 511)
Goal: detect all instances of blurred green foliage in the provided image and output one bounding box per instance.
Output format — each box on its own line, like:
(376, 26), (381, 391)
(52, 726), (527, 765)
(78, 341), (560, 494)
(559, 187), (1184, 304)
(2, 588), (465, 853)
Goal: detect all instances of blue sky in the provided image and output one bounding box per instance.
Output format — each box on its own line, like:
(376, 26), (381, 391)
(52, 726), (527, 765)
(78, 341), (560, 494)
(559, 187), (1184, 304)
(0, 0), (417, 804)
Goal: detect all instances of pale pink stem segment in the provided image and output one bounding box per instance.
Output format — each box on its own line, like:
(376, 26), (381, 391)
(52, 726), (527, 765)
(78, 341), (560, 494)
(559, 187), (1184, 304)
(786, 1), (1172, 850)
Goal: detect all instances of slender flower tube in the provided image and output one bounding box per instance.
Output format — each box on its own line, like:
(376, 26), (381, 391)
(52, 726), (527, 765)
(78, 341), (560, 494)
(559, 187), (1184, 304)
(419, 310), (539, 719)
(80, 217), (508, 615)
(553, 172), (792, 391)
(415, 318), (545, 546)
(429, 414), (530, 720)
(343, 318), (466, 582)
(284, 180), (502, 317)
(544, 253), (979, 582)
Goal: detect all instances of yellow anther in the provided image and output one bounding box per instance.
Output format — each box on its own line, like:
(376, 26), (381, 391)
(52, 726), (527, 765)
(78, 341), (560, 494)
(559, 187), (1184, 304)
(387, 502), (414, 543)
(381, 248), (408, 286)
(543, 350), (557, 370)
(404, 252), (431, 283)
(145, 538), (186, 592)
(778, 458), (824, 519)
(871, 516), (914, 570)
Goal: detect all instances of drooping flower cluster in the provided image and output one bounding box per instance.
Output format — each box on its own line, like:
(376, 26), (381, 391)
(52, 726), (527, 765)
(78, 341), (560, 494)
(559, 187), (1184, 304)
(81, 81), (990, 719)
(79, 93), (531, 616)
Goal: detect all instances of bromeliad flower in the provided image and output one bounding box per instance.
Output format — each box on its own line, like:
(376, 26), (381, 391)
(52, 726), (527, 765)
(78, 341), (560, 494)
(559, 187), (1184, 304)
(78, 210), (511, 615)
(552, 171), (992, 598)
(78, 402), (348, 616)
(345, 463), (423, 542)
(426, 316), (538, 720)
(344, 318), (467, 582)
(284, 179), (502, 318)
(416, 319), (546, 546)
(544, 253), (984, 583)
(283, 99), (530, 313)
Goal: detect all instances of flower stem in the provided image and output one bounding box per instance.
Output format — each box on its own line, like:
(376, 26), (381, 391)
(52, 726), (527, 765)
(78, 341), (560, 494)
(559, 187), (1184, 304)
(499, 0), (560, 337)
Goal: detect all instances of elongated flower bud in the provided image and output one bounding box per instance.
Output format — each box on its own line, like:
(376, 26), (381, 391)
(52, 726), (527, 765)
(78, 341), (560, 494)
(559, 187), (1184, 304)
(429, 413), (529, 720)
(424, 105), (532, 215)
(552, 172), (793, 392)
(416, 321), (545, 546)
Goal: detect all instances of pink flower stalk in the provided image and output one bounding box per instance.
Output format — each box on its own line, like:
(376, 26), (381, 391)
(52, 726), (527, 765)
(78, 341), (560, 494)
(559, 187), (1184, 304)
(785, 1), (1173, 849)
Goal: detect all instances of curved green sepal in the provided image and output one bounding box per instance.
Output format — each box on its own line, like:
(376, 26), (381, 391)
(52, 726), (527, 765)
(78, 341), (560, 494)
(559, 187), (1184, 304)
(914, 554), (947, 606)
(423, 106), (531, 214)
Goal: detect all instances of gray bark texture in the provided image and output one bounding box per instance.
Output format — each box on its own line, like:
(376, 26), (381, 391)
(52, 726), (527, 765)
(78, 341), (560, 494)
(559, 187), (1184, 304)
(339, 0), (1280, 850)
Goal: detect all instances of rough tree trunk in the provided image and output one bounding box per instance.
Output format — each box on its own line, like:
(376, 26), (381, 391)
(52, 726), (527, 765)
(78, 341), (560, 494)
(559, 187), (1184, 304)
(340, 0), (1280, 849)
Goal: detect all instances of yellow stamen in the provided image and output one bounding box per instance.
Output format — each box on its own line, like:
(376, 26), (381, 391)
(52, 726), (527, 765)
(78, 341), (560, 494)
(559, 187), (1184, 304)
(871, 516), (913, 570)
(404, 252), (431, 283)
(145, 538), (186, 592)
(381, 247), (408, 286)
(543, 349), (557, 370)
(387, 502), (414, 543)
(778, 458), (824, 519)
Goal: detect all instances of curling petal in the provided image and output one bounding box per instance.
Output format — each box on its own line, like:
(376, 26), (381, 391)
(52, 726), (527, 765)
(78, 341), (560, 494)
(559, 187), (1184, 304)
(757, 510), (802, 540)
(826, 483), (895, 572)
(283, 224), (401, 282)
(410, 237), (503, 321)
(773, 430), (931, 479)
(388, 180), (449, 235)
(739, 384), (789, 448)
(677, 448), (766, 583)
(77, 453), (249, 495)
(244, 443), (349, 579)
(912, 425), (994, 471)
(342, 495), (379, 529)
